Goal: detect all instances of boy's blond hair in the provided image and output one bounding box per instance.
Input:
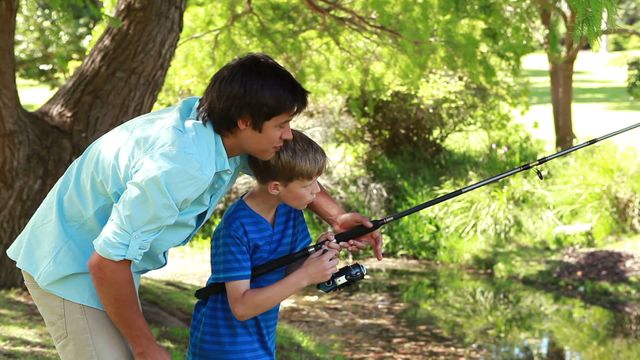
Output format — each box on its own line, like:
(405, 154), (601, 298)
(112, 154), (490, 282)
(248, 129), (326, 185)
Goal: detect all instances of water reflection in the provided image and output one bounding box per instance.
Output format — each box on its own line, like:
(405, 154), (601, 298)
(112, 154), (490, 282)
(362, 267), (639, 360)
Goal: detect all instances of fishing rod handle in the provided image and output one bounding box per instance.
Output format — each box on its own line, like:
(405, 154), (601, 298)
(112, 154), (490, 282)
(252, 244), (322, 277)
(194, 245), (321, 299)
(334, 219), (384, 242)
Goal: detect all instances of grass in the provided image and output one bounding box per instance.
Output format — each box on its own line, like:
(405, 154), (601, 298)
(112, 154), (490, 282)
(0, 289), (57, 359)
(0, 277), (335, 359)
(16, 78), (54, 112)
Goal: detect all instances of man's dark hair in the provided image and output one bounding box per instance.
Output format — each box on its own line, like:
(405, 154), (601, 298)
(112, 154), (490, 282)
(249, 129), (326, 185)
(198, 53), (309, 135)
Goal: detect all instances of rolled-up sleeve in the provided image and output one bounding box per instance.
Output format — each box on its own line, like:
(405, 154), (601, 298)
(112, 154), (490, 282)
(93, 149), (206, 263)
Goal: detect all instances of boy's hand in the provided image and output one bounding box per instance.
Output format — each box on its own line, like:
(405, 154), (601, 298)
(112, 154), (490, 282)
(332, 213), (383, 260)
(316, 232), (341, 251)
(299, 247), (339, 285)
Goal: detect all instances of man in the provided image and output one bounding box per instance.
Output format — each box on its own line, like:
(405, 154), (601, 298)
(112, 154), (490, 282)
(7, 53), (382, 360)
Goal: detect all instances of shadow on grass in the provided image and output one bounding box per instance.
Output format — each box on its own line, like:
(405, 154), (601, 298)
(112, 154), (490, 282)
(0, 289), (57, 359)
(528, 84), (640, 110)
(523, 69), (590, 78)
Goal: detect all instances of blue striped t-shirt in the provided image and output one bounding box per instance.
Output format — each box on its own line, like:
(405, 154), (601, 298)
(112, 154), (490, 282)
(188, 197), (312, 359)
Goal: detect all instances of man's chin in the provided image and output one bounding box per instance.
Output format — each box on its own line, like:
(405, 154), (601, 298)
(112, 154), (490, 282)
(257, 152), (276, 161)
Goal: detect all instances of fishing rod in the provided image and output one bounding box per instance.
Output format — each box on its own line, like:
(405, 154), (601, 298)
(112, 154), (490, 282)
(194, 122), (640, 299)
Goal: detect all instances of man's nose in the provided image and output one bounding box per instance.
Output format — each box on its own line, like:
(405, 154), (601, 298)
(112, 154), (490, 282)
(282, 124), (293, 140)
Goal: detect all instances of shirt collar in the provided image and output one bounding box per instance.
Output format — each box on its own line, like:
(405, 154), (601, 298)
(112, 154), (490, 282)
(185, 97), (237, 174)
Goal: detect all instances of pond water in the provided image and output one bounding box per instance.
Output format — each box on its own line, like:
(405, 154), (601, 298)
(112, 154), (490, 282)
(359, 266), (640, 360)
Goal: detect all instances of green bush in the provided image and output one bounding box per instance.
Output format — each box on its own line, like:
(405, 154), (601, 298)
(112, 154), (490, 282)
(608, 23), (640, 51)
(626, 58), (640, 99)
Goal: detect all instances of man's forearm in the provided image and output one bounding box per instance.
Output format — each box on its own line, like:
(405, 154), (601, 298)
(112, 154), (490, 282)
(307, 182), (344, 227)
(88, 252), (156, 355)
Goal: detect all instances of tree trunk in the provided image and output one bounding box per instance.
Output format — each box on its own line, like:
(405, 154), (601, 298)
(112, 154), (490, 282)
(549, 57), (577, 150)
(556, 58), (576, 150)
(0, 0), (186, 288)
(547, 51), (579, 151)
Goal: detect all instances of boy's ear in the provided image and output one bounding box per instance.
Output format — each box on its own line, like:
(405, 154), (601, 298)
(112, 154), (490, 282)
(237, 116), (251, 130)
(267, 181), (281, 195)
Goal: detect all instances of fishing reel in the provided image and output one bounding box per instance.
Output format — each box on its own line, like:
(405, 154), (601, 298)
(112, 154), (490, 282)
(317, 263), (367, 293)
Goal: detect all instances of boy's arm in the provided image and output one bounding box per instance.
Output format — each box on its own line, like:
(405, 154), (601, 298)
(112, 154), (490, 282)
(308, 182), (383, 260)
(226, 248), (339, 321)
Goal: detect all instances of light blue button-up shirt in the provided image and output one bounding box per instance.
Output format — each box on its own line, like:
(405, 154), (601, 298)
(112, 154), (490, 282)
(7, 97), (250, 309)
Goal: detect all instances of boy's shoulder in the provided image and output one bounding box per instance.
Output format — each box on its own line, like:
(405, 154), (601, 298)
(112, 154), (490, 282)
(218, 198), (305, 232)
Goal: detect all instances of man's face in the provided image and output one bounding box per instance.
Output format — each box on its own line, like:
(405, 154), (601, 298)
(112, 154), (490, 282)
(243, 113), (293, 161)
(278, 177), (321, 210)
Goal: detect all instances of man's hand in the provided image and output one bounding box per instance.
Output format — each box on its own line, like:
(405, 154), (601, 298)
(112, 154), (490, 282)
(134, 342), (171, 360)
(307, 183), (383, 260)
(332, 213), (383, 260)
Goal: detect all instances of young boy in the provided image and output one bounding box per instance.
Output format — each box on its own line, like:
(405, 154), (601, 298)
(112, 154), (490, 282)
(188, 129), (341, 359)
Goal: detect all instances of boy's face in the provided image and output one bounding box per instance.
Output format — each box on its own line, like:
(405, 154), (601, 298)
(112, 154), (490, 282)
(278, 177), (321, 210)
(240, 113), (293, 160)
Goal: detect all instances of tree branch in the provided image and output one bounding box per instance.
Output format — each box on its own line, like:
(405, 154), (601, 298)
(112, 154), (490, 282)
(304, 0), (401, 39)
(178, 1), (254, 47)
(603, 27), (640, 37)
(535, 0), (569, 28)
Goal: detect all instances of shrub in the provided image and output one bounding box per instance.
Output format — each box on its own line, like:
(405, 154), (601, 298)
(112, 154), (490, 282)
(626, 58), (640, 99)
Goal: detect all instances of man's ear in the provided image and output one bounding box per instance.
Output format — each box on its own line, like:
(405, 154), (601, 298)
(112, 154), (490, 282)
(267, 181), (281, 196)
(237, 116), (251, 130)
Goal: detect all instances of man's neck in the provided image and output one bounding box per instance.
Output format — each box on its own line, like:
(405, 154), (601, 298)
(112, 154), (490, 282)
(221, 132), (243, 158)
(243, 187), (280, 224)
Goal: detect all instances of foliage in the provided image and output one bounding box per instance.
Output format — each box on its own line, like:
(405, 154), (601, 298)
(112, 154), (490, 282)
(342, 73), (516, 163)
(14, 0), (103, 87)
(158, 0), (536, 107)
(626, 58), (640, 98)
(608, 22), (640, 50)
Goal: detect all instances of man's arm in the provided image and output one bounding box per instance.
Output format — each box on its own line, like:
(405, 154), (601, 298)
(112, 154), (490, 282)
(308, 182), (383, 260)
(226, 248), (338, 321)
(88, 252), (170, 360)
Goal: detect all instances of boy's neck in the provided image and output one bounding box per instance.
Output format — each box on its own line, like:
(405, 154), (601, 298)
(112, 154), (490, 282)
(243, 186), (280, 224)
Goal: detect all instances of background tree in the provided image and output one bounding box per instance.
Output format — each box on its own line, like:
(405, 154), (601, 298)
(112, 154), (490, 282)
(1, 0), (536, 288)
(0, 0), (185, 287)
(533, 0), (640, 150)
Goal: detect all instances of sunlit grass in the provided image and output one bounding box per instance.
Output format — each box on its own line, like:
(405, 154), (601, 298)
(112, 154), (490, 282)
(0, 289), (57, 359)
(17, 78), (54, 112)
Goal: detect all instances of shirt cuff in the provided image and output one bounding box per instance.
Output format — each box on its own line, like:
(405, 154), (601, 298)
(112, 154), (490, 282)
(93, 221), (152, 263)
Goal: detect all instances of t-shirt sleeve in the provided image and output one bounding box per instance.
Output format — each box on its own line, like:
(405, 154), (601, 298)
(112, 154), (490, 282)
(93, 150), (206, 263)
(209, 226), (252, 283)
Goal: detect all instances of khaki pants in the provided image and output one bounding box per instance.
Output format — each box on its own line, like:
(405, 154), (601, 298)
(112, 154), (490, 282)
(22, 271), (134, 360)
